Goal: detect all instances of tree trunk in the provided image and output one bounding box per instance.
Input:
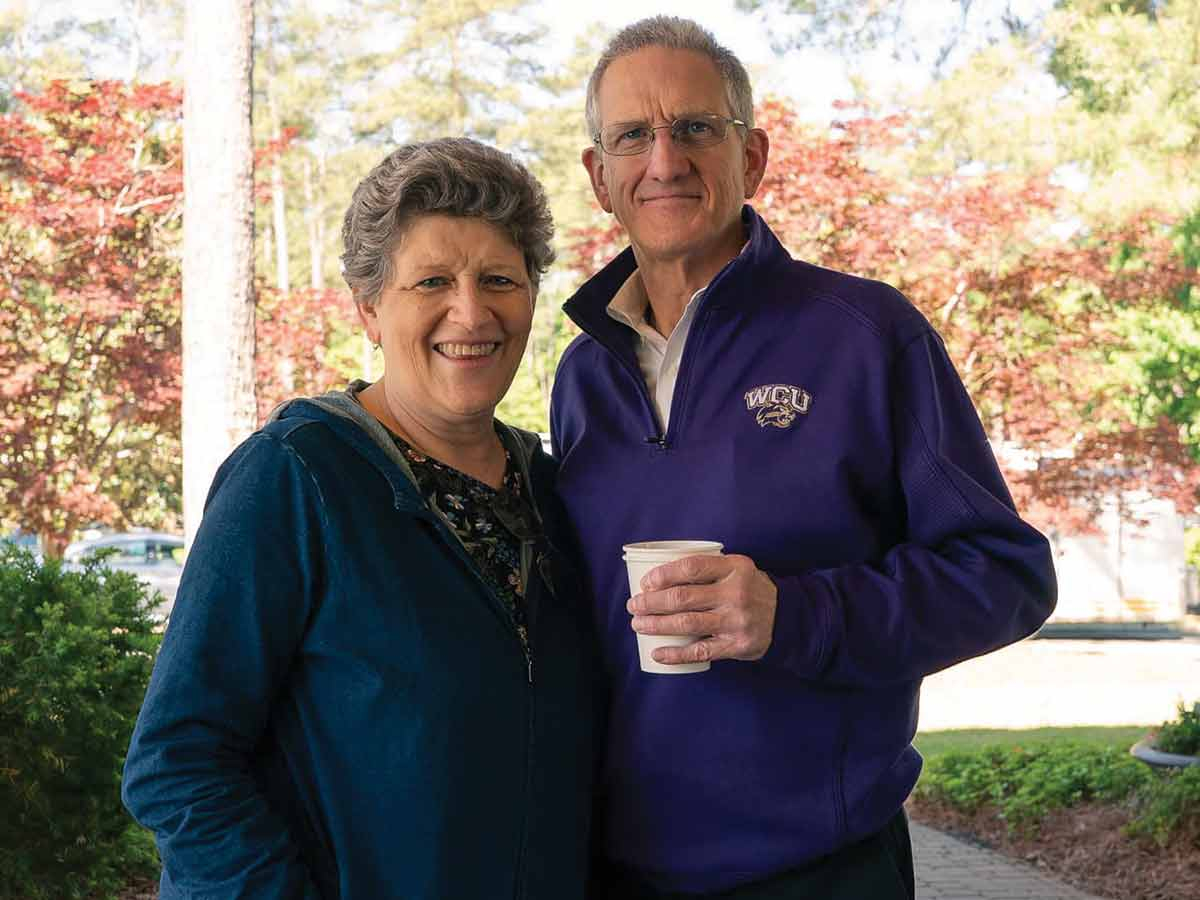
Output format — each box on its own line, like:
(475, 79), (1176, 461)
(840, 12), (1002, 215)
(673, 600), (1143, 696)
(303, 153), (325, 289)
(124, 0), (144, 83)
(270, 118), (290, 292)
(265, 21), (290, 294)
(263, 218), (274, 280)
(182, 0), (256, 548)
(316, 152), (328, 289)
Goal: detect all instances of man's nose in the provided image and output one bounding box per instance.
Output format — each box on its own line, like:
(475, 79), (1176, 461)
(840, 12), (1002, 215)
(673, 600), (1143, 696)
(644, 129), (691, 181)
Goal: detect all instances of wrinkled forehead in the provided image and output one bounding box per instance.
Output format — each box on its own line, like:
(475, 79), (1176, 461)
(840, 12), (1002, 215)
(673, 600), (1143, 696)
(594, 47), (732, 126)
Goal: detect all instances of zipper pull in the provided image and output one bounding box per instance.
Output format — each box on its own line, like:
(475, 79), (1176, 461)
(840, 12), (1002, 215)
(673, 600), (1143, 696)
(527, 656), (534, 684)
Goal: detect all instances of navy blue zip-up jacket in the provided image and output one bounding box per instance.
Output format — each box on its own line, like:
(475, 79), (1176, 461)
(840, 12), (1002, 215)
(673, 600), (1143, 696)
(550, 207), (1056, 893)
(123, 387), (598, 899)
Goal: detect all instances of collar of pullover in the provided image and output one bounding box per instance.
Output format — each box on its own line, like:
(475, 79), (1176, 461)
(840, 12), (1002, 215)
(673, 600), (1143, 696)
(563, 205), (785, 346)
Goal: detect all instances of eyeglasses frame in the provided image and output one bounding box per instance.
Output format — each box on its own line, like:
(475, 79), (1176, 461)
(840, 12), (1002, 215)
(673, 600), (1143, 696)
(592, 113), (749, 157)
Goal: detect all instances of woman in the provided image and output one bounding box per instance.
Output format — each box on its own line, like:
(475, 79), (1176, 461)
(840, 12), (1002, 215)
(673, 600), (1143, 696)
(122, 138), (598, 899)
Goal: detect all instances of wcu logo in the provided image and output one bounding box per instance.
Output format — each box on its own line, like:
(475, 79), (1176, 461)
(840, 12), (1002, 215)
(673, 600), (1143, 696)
(744, 384), (812, 429)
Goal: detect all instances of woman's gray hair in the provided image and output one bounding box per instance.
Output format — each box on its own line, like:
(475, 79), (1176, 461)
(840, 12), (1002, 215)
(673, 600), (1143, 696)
(584, 16), (755, 139)
(340, 137), (555, 308)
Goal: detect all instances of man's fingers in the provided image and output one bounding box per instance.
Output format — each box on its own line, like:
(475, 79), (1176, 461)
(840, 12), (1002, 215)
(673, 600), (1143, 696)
(627, 582), (718, 615)
(641, 553), (731, 591)
(630, 610), (719, 636)
(652, 637), (730, 665)
(627, 553), (778, 663)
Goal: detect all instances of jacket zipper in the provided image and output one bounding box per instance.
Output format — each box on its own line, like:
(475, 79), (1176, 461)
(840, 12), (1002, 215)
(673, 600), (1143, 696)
(419, 502), (534, 681)
(567, 241), (739, 451)
(414, 505), (537, 898)
(512, 657), (536, 899)
(603, 341), (669, 449)
(590, 308), (716, 452)
(657, 305), (714, 449)
(500, 429), (537, 897)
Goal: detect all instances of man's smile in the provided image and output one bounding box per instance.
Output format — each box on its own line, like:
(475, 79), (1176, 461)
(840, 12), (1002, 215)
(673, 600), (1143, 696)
(638, 193), (702, 205)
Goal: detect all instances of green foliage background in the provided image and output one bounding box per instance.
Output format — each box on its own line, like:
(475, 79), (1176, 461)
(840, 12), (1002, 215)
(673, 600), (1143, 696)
(0, 546), (161, 899)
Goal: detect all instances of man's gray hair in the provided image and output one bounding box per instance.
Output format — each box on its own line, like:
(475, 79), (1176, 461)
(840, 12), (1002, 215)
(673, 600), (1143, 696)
(340, 137), (554, 308)
(584, 16), (755, 139)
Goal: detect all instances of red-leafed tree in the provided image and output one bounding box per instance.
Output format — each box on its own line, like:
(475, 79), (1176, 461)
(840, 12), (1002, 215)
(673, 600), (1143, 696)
(255, 284), (350, 421)
(0, 81), (349, 555)
(0, 81), (183, 557)
(568, 98), (1199, 530)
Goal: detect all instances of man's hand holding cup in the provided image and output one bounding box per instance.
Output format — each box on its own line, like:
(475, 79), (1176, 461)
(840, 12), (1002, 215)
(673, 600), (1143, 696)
(623, 541), (778, 673)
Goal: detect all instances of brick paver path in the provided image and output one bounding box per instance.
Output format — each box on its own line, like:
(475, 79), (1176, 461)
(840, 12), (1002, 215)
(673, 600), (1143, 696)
(912, 822), (1105, 899)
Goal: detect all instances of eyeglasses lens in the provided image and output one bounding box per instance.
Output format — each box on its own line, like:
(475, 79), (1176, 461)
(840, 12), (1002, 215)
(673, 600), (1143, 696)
(599, 115), (730, 156)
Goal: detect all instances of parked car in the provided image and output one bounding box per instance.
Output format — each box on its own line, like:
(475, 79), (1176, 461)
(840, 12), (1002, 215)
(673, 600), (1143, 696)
(1, 529), (43, 562)
(63, 531), (184, 619)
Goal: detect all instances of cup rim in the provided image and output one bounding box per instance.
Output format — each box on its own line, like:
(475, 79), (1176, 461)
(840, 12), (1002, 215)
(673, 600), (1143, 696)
(622, 540), (724, 559)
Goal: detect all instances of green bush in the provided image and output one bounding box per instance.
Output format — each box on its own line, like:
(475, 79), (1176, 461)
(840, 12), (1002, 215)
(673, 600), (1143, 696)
(916, 737), (1200, 847)
(0, 544), (161, 899)
(915, 742), (1154, 834)
(1153, 702), (1200, 756)
(1126, 765), (1200, 848)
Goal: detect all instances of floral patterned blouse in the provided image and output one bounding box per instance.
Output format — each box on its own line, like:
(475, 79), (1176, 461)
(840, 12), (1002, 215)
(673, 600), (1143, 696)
(390, 431), (534, 654)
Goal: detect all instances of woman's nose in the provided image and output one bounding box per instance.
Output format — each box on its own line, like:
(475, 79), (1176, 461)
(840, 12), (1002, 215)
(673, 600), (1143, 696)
(445, 282), (495, 329)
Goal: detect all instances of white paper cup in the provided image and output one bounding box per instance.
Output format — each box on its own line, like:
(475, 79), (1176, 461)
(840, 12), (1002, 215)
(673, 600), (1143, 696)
(622, 540), (724, 674)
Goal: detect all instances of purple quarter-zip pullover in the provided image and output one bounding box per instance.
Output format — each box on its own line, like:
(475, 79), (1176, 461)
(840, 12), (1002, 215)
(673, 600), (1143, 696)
(550, 207), (1056, 893)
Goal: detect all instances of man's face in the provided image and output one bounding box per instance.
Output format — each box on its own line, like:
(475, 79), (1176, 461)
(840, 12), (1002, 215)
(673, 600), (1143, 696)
(582, 46), (768, 268)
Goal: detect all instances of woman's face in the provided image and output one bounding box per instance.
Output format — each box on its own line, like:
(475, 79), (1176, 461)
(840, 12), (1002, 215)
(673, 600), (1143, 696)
(357, 214), (534, 434)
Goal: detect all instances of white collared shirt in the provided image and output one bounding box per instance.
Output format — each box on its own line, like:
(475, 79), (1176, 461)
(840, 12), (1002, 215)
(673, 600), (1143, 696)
(605, 270), (705, 432)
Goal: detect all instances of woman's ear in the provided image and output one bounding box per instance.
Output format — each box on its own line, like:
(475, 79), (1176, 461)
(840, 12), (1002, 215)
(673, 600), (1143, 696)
(355, 300), (380, 345)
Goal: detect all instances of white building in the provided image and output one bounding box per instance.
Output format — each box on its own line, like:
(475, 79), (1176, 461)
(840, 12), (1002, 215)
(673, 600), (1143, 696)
(1046, 494), (1189, 626)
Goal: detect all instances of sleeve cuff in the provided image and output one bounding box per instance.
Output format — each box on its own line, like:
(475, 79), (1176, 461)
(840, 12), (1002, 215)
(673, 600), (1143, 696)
(759, 573), (832, 677)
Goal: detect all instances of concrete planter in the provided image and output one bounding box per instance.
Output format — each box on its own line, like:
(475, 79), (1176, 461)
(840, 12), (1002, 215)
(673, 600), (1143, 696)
(1130, 737), (1200, 769)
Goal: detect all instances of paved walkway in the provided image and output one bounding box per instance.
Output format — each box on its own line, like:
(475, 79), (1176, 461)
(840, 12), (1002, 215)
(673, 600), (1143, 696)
(912, 822), (1104, 899)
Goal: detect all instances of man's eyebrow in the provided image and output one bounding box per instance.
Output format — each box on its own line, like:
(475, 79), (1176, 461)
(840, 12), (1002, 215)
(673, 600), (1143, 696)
(608, 111), (720, 124)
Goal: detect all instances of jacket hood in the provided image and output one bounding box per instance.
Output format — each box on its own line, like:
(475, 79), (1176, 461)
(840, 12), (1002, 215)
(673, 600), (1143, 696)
(267, 381), (544, 513)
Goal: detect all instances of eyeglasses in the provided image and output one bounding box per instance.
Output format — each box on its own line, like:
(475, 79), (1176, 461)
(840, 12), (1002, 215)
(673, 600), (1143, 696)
(593, 114), (748, 157)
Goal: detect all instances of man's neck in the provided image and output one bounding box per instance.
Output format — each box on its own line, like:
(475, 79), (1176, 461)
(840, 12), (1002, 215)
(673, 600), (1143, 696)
(632, 227), (744, 338)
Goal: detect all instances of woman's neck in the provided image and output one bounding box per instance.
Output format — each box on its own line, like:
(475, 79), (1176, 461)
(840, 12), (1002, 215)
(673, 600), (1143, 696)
(356, 381), (506, 488)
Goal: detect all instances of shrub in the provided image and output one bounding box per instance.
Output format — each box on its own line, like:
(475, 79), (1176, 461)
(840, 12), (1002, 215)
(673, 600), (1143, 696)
(1126, 765), (1200, 848)
(915, 742), (1154, 835)
(1152, 702), (1200, 756)
(0, 544), (161, 899)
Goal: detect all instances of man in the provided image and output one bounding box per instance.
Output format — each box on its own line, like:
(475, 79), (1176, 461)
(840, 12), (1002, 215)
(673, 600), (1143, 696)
(549, 15), (1057, 900)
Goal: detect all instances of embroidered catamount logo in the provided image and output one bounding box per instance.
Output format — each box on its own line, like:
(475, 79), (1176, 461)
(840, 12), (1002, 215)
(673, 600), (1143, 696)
(744, 384), (811, 429)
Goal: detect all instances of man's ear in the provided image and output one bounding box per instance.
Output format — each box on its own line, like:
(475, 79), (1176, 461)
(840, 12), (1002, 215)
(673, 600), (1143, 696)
(582, 145), (614, 214)
(355, 300), (380, 345)
(742, 128), (770, 199)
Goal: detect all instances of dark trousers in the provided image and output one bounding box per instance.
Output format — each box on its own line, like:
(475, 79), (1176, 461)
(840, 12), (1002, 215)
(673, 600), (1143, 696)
(593, 809), (915, 900)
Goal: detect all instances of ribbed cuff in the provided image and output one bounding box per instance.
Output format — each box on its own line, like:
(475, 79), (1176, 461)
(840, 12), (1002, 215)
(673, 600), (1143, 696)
(759, 573), (831, 677)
